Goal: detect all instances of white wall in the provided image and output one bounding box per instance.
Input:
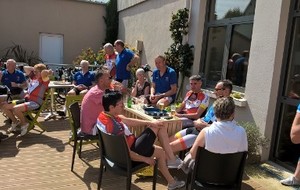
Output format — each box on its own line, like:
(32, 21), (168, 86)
(245, 0), (289, 159)
(118, 0), (185, 67)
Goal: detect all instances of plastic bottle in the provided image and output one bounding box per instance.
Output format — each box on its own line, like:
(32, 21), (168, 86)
(127, 96), (132, 108)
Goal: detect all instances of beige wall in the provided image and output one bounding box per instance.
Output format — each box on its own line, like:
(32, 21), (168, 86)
(0, 0), (106, 64)
(118, 0), (185, 67)
(245, 0), (289, 160)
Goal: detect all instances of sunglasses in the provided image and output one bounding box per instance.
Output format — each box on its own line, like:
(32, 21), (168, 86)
(215, 88), (225, 91)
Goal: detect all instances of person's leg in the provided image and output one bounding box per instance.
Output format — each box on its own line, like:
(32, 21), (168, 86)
(170, 134), (197, 152)
(12, 103), (29, 125)
(152, 146), (185, 188)
(1, 103), (18, 123)
(156, 126), (176, 161)
(79, 89), (88, 95)
(67, 88), (77, 96)
(281, 160), (300, 186)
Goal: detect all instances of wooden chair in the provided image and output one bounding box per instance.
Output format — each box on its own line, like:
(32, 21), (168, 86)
(25, 91), (51, 133)
(69, 102), (98, 171)
(98, 129), (158, 190)
(187, 147), (247, 190)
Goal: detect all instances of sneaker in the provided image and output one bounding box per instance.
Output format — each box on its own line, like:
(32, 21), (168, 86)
(167, 156), (183, 169)
(281, 176), (300, 186)
(168, 178), (185, 190)
(7, 121), (20, 133)
(19, 123), (29, 136)
(136, 166), (154, 177)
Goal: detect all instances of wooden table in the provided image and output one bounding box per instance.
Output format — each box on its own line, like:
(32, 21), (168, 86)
(123, 105), (182, 137)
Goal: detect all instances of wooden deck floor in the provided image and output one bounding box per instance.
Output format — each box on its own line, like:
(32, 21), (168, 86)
(0, 113), (291, 190)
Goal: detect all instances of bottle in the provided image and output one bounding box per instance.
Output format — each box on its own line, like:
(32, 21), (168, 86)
(127, 96), (132, 108)
(61, 73), (66, 82)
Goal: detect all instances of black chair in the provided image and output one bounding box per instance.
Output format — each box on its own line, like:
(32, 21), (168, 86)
(69, 102), (98, 171)
(98, 129), (158, 190)
(187, 147), (247, 190)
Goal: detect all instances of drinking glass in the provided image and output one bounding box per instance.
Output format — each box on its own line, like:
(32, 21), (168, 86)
(170, 104), (176, 116)
(158, 102), (164, 115)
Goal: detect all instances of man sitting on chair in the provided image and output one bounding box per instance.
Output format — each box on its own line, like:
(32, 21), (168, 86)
(0, 59), (27, 101)
(174, 75), (209, 128)
(1, 63), (52, 136)
(67, 60), (95, 96)
(169, 79), (232, 153)
(97, 90), (185, 190)
(179, 97), (248, 172)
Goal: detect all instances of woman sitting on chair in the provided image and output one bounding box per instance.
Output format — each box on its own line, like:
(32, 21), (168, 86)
(1, 63), (52, 137)
(131, 68), (150, 104)
(179, 97), (248, 173)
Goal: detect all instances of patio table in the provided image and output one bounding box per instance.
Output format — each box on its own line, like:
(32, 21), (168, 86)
(44, 81), (74, 121)
(123, 105), (182, 137)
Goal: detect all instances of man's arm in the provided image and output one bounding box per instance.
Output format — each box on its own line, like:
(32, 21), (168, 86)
(189, 129), (205, 159)
(176, 107), (207, 120)
(126, 54), (139, 71)
(23, 66), (34, 75)
(291, 112), (300, 144)
(161, 83), (177, 98)
(41, 69), (53, 82)
(119, 115), (163, 129)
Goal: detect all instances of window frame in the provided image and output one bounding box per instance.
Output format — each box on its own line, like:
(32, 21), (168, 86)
(200, 0), (255, 92)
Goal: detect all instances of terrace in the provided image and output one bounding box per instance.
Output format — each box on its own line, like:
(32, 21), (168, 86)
(0, 114), (292, 190)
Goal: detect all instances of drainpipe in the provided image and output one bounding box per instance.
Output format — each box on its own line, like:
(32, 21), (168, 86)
(184, 0), (192, 44)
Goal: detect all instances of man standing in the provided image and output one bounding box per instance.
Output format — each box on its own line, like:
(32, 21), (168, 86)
(80, 69), (112, 135)
(169, 80), (233, 152)
(0, 59), (27, 99)
(103, 43), (117, 79)
(114, 39), (139, 87)
(150, 55), (177, 107)
(175, 75), (209, 128)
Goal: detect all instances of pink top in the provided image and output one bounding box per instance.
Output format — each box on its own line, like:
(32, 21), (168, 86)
(80, 85), (104, 135)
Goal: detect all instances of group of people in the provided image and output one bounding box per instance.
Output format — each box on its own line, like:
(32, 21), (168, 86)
(75, 39), (249, 189)
(0, 39), (251, 190)
(0, 59), (52, 138)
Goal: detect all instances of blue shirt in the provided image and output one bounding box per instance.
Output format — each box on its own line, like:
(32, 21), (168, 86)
(152, 66), (177, 100)
(297, 104), (300, 114)
(1, 69), (26, 90)
(202, 105), (216, 124)
(115, 48), (134, 80)
(73, 71), (95, 87)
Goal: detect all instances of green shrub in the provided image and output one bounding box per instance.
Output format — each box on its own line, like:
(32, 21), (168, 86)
(239, 122), (269, 157)
(73, 48), (105, 66)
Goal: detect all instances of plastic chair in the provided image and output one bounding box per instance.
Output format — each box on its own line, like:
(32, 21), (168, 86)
(65, 95), (84, 142)
(98, 129), (158, 190)
(25, 91), (51, 133)
(187, 147), (247, 190)
(69, 102), (98, 171)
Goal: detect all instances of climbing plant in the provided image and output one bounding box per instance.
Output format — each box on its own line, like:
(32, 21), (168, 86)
(103, 0), (118, 44)
(164, 8), (194, 100)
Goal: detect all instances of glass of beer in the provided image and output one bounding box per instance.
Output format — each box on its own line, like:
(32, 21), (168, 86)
(158, 102), (164, 115)
(170, 104), (176, 116)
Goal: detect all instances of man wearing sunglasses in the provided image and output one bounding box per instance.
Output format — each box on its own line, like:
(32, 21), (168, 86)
(169, 79), (233, 152)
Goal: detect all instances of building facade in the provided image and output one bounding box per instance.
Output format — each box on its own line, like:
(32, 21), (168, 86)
(118, 0), (300, 170)
(0, 0), (106, 65)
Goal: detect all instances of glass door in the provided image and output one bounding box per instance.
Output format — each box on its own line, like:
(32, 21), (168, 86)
(272, 1), (300, 169)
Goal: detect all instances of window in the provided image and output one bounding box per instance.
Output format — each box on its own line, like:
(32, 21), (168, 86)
(201, 0), (256, 90)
